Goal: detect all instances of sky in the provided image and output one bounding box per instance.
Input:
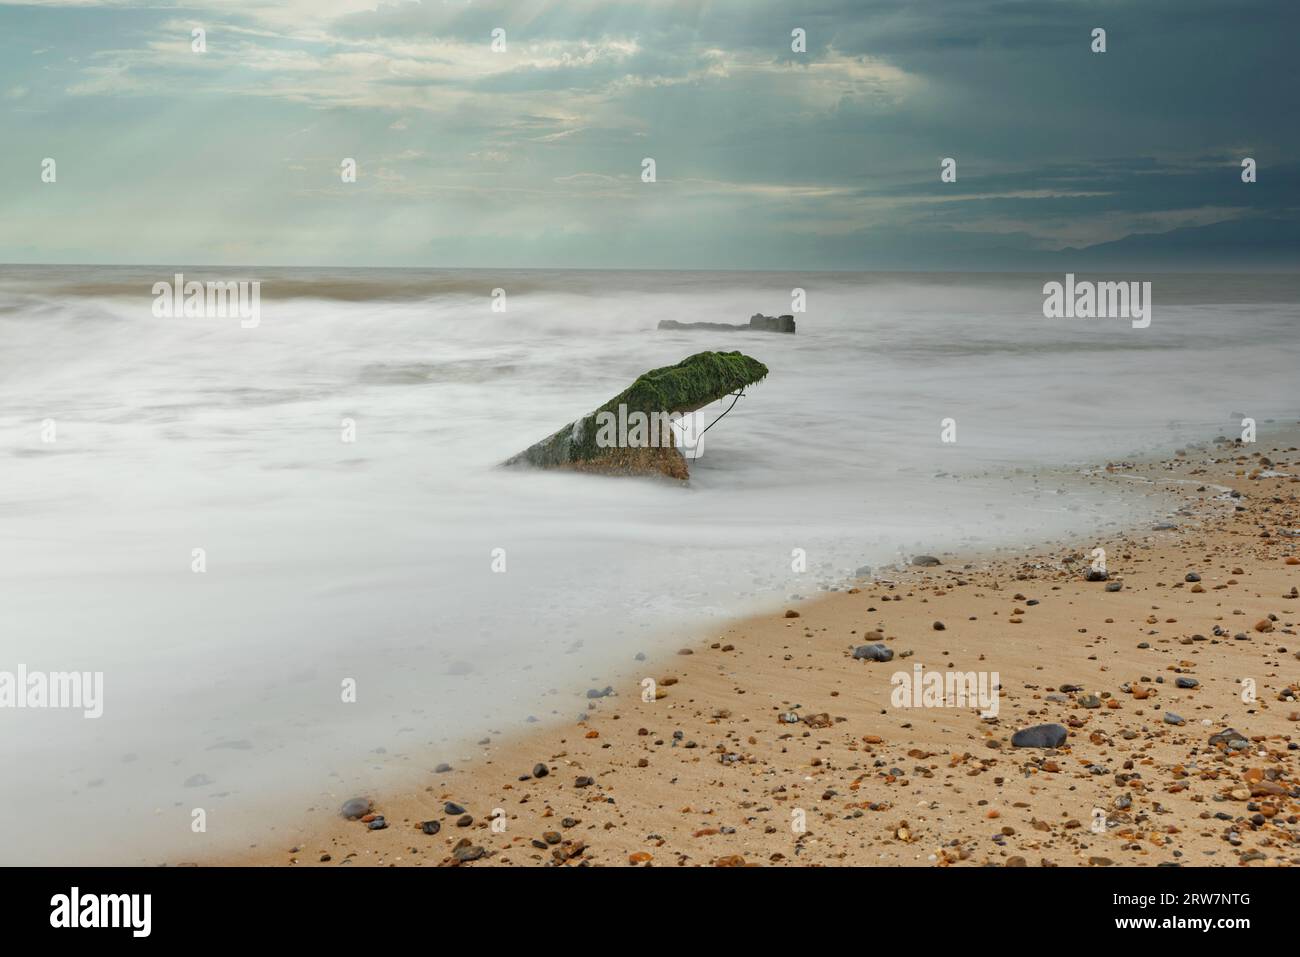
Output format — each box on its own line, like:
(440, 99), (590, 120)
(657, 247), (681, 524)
(0, 0), (1296, 270)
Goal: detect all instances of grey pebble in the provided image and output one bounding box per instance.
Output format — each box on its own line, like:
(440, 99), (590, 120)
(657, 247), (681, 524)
(1011, 724), (1068, 748)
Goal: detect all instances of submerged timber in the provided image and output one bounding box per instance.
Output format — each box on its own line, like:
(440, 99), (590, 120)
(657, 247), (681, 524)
(658, 313), (796, 334)
(502, 351), (768, 479)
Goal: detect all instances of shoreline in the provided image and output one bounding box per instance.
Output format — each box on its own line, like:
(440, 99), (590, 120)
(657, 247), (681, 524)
(209, 430), (1300, 867)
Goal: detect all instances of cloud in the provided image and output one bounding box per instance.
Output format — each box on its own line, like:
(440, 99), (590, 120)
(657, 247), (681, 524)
(1, 0), (1295, 268)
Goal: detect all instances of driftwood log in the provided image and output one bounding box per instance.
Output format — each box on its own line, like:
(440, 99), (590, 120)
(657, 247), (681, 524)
(502, 351), (767, 479)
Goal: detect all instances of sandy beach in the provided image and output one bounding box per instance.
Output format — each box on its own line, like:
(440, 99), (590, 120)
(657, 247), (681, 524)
(213, 431), (1300, 868)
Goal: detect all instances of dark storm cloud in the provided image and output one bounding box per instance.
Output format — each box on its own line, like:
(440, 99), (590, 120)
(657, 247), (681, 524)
(0, 0), (1294, 267)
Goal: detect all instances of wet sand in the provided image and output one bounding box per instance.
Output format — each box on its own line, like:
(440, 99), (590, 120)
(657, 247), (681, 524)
(214, 434), (1300, 867)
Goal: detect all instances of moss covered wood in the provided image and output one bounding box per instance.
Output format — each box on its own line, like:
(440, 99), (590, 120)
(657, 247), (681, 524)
(503, 351), (767, 475)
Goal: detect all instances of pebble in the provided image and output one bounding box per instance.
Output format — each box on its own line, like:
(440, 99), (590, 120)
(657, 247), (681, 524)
(339, 798), (371, 820)
(853, 643), (894, 662)
(452, 844), (485, 863)
(912, 555), (941, 567)
(1010, 724), (1068, 748)
(1209, 729), (1249, 751)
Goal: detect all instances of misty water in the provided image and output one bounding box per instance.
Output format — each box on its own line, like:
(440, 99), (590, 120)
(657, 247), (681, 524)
(1, 266), (1297, 863)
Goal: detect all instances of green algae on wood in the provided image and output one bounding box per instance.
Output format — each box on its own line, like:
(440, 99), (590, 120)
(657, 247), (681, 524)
(503, 351), (768, 479)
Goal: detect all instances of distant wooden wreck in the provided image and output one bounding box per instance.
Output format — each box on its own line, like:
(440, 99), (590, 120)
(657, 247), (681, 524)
(658, 313), (796, 334)
(502, 351), (767, 480)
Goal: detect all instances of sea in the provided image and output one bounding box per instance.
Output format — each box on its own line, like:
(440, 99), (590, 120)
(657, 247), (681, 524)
(1, 265), (1297, 863)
